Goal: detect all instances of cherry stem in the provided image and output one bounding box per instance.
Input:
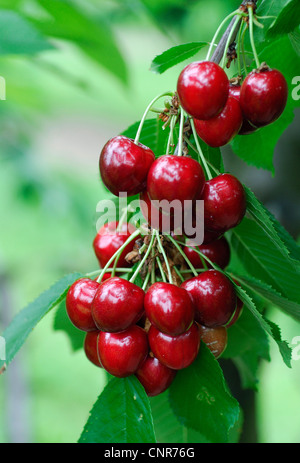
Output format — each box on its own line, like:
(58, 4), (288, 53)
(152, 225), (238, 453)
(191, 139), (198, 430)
(173, 265), (185, 283)
(134, 91), (174, 145)
(189, 118), (213, 180)
(166, 234), (198, 277)
(97, 229), (141, 284)
(142, 270), (151, 291)
(220, 15), (241, 69)
(129, 231), (156, 284)
(177, 108), (185, 156)
(156, 256), (167, 282)
(206, 9), (241, 61)
(155, 229), (173, 284)
(86, 268), (134, 278)
(174, 238), (218, 270)
(166, 115), (176, 155)
(248, 6), (260, 68)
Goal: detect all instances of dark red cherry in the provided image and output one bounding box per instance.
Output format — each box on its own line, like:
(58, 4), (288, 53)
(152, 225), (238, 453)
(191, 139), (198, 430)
(181, 270), (237, 327)
(147, 155), (205, 213)
(99, 136), (155, 197)
(91, 277), (145, 332)
(240, 68), (288, 128)
(139, 190), (179, 233)
(177, 61), (229, 120)
(93, 221), (135, 269)
(144, 282), (195, 336)
(136, 355), (176, 397)
(197, 324), (228, 359)
(203, 174), (246, 232)
(66, 278), (99, 332)
(84, 331), (102, 367)
(183, 236), (230, 270)
(194, 96), (243, 147)
(148, 322), (200, 370)
(98, 325), (149, 378)
(229, 85), (258, 135)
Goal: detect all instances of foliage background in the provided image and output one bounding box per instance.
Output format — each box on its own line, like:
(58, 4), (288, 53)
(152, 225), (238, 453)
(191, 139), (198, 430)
(0, 0), (299, 443)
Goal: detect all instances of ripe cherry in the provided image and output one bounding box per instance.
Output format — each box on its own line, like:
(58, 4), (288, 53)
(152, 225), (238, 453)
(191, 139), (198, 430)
(183, 236), (230, 270)
(98, 325), (149, 378)
(139, 190), (179, 233)
(203, 174), (246, 232)
(177, 61), (229, 120)
(136, 355), (176, 397)
(144, 282), (195, 336)
(181, 270), (237, 327)
(84, 331), (102, 367)
(193, 95), (243, 147)
(229, 85), (258, 135)
(240, 67), (288, 128)
(66, 278), (99, 332)
(93, 221), (135, 269)
(99, 136), (155, 197)
(148, 322), (200, 370)
(91, 277), (145, 332)
(147, 155), (205, 213)
(197, 324), (228, 359)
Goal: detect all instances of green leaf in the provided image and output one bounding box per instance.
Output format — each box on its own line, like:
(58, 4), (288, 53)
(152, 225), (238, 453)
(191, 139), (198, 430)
(0, 10), (54, 55)
(53, 300), (85, 352)
(150, 42), (208, 74)
(0, 272), (82, 370)
(169, 343), (240, 443)
(266, 0), (300, 37)
(289, 27), (300, 57)
(78, 376), (156, 443)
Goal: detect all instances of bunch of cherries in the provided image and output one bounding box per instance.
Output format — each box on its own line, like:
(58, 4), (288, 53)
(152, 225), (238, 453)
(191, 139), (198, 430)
(65, 43), (287, 397)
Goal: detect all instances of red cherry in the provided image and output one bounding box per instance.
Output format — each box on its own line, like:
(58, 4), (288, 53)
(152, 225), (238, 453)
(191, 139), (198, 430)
(240, 68), (288, 128)
(193, 96), (243, 147)
(181, 270), (237, 327)
(136, 355), (176, 397)
(99, 136), (155, 197)
(229, 85), (258, 135)
(148, 322), (200, 370)
(147, 155), (205, 213)
(144, 282), (195, 336)
(183, 236), (230, 270)
(66, 278), (99, 332)
(197, 324), (228, 359)
(203, 174), (246, 232)
(139, 190), (179, 233)
(98, 325), (149, 378)
(177, 61), (229, 120)
(93, 221), (135, 269)
(84, 331), (102, 367)
(91, 277), (145, 332)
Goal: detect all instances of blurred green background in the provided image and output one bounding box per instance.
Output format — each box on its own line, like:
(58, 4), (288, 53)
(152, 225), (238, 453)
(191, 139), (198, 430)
(0, 0), (299, 443)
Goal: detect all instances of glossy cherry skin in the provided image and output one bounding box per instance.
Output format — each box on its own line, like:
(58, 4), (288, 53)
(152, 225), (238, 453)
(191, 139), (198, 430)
(84, 331), (102, 367)
(194, 96), (243, 147)
(99, 136), (155, 197)
(197, 324), (228, 359)
(147, 155), (205, 215)
(240, 68), (288, 127)
(66, 278), (99, 332)
(181, 270), (237, 327)
(203, 174), (246, 232)
(229, 85), (258, 135)
(183, 236), (230, 270)
(177, 61), (229, 120)
(148, 322), (200, 370)
(91, 277), (145, 332)
(144, 282), (195, 336)
(136, 355), (176, 397)
(93, 221), (135, 269)
(98, 325), (149, 378)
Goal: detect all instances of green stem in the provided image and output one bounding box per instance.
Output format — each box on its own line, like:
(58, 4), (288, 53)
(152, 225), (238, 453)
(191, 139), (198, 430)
(155, 230), (173, 284)
(86, 268), (134, 278)
(189, 118), (213, 180)
(173, 266), (185, 283)
(156, 257), (167, 282)
(151, 248), (156, 284)
(166, 115), (176, 155)
(241, 22), (248, 75)
(220, 15), (241, 69)
(177, 109), (185, 156)
(236, 18), (244, 76)
(166, 234), (198, 277)
(142, 271), (151, 291)
(206, 9), (241, 61)
(129, 232), (156, 284)
(174, 238), (217, 270)
(134, 91), (174, 145)
(248, 6), (260, 68)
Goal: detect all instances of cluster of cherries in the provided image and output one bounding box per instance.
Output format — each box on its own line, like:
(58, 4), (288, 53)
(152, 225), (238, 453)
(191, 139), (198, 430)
(65, 57), (287, 397)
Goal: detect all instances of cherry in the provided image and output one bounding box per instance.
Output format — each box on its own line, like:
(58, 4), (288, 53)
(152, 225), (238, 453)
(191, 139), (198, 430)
(148, 322), (200, 370)
(93, 221), (135, 269)
(91, 277), (145, 332)
(203, 174), (246, 232)
(139, 190), (179, 233)
(240, 67), (288, 128)
(193, 95), (243, 147)
(66, 278), (99, 332)
(197, 324), (228, 359)
(183, 236), (230, 270)
(84, 331), (102, 367)
(181, 270), (237, 327)
(98, 325), (149, 378)
(177, 61), (229, 120)
(99, 135), (155, 197)
(229, 85), (258, 135)
(144, 282), (195, 336)
(147, 155), (205, 214)
(136, 355), (176, 397)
